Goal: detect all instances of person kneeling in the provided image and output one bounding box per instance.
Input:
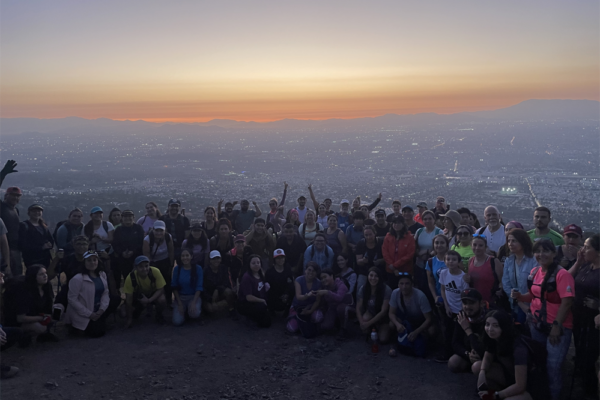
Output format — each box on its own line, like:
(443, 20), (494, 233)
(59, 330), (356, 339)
(203, 251), (237, 317)
(66, 251), (119, 337)
(356, 267), (391, 343)
(172, 249), (203, 326)
(123, 256), (167, 328)
(388, 272), (435, 357)
(237, 255), (271, 328)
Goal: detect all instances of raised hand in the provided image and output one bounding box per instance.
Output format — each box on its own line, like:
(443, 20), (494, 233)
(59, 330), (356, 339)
(0, 160), (18, 178)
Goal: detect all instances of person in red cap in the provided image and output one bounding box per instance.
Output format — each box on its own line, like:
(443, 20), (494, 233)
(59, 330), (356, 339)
(555, 224), (583, 269)
(0, 160), (22, 276)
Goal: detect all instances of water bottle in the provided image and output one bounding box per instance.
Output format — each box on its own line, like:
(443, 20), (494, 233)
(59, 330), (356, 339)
(371, 328), (379, 353)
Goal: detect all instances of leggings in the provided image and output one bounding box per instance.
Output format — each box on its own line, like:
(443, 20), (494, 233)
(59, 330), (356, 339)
(238, 301), (271, 328)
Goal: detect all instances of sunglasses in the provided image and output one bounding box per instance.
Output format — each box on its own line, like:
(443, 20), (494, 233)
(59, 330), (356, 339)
(473, 233), (487, 240)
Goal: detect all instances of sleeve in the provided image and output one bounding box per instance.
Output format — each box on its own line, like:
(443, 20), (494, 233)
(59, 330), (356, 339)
(280, 186), (287, 206)
(239, 274), (253, 298)
(67, 275), (93, 318)
(513, 340), (529, 366)
(122, 274), (134, 295)
(99, 272), (110, 312)
(152, 267), (167, 289)
(392, 236), (415, 270)
(389, 289), (399, 309)
(196, 266), (204, 292)
(367, 197), (381, 211)
(0, 219), (7, 235)
(382, 235), (395, 265)
(347, 272), (357, 293)
(171, 266), (180, 288)
(56, 226), (70, 250)
(418, 290), (432, 314)
(556, 269), (575, 298)
(106, 222), (115, 232)
(303, 247), (312, 268)
(451, 321), (469, 359)
(325, 279), (348, 303)
(501, 259), (512, 297)
(18, 222), (28, 251)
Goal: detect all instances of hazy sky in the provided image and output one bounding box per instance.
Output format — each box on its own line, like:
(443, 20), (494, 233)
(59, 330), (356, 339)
(1, 1), (598, 122)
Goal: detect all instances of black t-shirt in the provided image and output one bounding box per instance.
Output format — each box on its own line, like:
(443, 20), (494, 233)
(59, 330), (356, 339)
(407, 222), (424, 235)
(354, 238), (384, 276)
(203, 264), (231, 298)
(373, 222), (390, 238)
(160, 214), (190, 248)
(59, 254), (86, 282)
(276, 234), (307, 268)
(0, 200), (20, 248)
(386, 213), (401, 223)
(265, 266), (294, 298)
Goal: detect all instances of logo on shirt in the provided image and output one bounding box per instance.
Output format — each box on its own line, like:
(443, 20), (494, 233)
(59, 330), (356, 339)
(566, 285), (572, 293)
(445, 281), (461, 294)
(258, 282), (264, 291)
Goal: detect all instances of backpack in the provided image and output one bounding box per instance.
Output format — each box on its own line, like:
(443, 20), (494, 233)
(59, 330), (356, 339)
(148, 231), (172, 260)
(53, 220), (79, 248)
(129, 268), (156, 296)
(526, 265), (563, 332)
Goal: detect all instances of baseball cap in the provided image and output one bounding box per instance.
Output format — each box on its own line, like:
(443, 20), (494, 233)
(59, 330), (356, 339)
(563, 224), (582, 236)
(273, 249), (285, 258)
(374, 209), (386, 216)
(402, 205), (414, 212)
(83, 251), (99, 259)
(168, 198), (181, 206)
(153, 220), (166, 230)
(191, 222), (203, 231)
(340, 199), (350, 205)
(417, 202), (427, 208)
(234, 234), (245, 242)
(28, 204), (44, 211)
(209, 250), (222, 259)
(6, 187), (22, 195)
(121, 210), (134, 216)
(90, 206), (103, 214)
(461, 288), (482, 302)
(134, 255), (150, 265)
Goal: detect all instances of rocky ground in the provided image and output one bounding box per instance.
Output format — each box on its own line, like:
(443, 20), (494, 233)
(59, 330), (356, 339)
(1, 314), (481, 400)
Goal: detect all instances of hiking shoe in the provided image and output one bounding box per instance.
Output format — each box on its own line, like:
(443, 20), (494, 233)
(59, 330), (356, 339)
(0, 366), (20, 379)
(37, 333), (59, 343)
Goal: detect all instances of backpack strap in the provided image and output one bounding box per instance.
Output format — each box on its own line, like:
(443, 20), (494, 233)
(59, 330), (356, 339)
(489, 257), (500, 296)
(427, 258), (433, 272)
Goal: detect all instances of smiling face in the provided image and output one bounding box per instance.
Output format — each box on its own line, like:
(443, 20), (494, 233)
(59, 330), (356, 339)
(145, 203), (157, 216)
(28, 208), (43, 220)
(336, 255), (347, 270)
(305, 265), (317, 281)
(91, 211), (103, 222)
(392, 221), (404, 233)
(269, 200), (277, 212)
(249, 257), (262, 273)
(85, 256), (99, 272)
(169, 203), (180, 215)
(136, 262), (150, 278)
(367, 270), (379, 286)
(180, 250), (192, 265)
(320, 272), (333, 287)
(363, 228), (375, 243)
(122, 214), (134, 226)
(484, 207), (500, 228)
(305, 211), (315, 224)
(153, 228), (165, 239)
(313, 235), (326, 250)
(457, 229), (472, 246)
(472, 237), (487, 256)
(445, 253), (460, 270)
(327, 216), (337, 229)
(5, 192), (21, 206)
(205, 208), (215, 221)
(534, 244), (556, 267)
(485, 317), (501, 340)
(433, 236), (449, 255)
(69, 211), (83, 225)
(318, 204), (326, 215)
(461, 298), (481, 318)
(298, 198), (306, 207)
(240, 201), (249, 212)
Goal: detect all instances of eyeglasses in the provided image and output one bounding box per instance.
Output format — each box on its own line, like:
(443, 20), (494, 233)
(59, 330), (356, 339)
(473, 233), (487, 240)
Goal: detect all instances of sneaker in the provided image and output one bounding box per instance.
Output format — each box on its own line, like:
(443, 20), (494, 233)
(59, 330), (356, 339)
(434, 355), (449, 363)
(0, 366), (20, 379)
(37, 332), (59, 343)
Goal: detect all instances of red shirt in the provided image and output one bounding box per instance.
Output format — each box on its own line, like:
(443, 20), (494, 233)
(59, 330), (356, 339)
(468, 256), (496, 304)
(529, 268), (575, 329)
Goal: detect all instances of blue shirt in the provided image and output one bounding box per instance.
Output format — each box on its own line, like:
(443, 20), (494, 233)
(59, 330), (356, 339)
(345, 224), (364, 246)
(426, 256), (447, 296)
(336, 213), (351, 232)
(172, 265), (204, 296)
(303, 245), (334, 271)
(91, 276), (104, 311)
(502, 254), (537, 306)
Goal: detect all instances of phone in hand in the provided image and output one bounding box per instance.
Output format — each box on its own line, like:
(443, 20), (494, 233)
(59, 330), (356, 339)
(52, 306), (63, 321)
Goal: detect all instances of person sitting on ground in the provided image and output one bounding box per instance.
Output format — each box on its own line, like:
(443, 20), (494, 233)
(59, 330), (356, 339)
(202, 251), (236, 317)
(438, 250), (471, 362)
(303, 233), (335, 272)
(355, 226), (385, 291)
(18, 204), (54, 268)
(315, 268), (353, 337)
(475, 206), (506, 257)
(265, 249), (294, 315)
(3, 265), (57, 342)
(123, 256), (167, 328)
(298, 210), (323, 246)
(237, 255), (271, 328)
(388, 272), (434, 357)
(451, 225), (475, 272)
(373, 209), (390, 238)
(476, 310), (535, 400)
(171, 248), (203, 326)
(84, 206), (114, 253)
(448, 288), (487, 374)
(0, 270), (24, 379)
(286, 262), (323, 334)
(244, 218), (275, 268)
(465, 234), (504, 307)
(356, 267), (391, 343)
(111, 210), (145, 289)
(182, 223), (210, 269)
(143, 220), (174, 304)
(137, 201), (161, 234)
(386, 200), (402, 223)
(527, 206), (564, 246)
(511, 239), (575, 400)
(382, 216), (415, 288)
(65, 251), (119, 337)
(426, 234), (450, 306)
(55, 208), (84, 257)
(275, 223), (307, 276)
(337, 253), (357, 296)
(555, 224), (583, 269)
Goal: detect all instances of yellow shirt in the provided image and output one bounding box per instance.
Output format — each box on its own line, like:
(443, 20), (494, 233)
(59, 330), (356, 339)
(123, 267), (166, 296)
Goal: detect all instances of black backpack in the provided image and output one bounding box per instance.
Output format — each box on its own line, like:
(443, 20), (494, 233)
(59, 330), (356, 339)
(129, 268), (156, 295)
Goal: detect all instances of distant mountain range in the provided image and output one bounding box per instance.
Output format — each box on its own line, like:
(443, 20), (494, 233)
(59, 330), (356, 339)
(1, 99), (598, 136)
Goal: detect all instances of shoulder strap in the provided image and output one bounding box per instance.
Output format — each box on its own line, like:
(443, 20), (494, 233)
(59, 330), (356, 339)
(427, 258), (433, 272)
(415, 227), (423, 241)
(129, 270), (138, 289)
(102, 220), (109, 232)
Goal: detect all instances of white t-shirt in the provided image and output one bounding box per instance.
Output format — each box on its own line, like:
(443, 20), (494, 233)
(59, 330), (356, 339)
(298, 223), (323, 246)
(477, 225), (506, 253)
(144, 234), (169, 261)
(137, 215), (158, 234)
(94, 221), (115, 252)
(439, 268), (470, 314)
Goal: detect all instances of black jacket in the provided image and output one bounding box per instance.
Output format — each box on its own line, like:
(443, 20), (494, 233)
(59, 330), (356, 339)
(18, 220), (54, 266)
(112, 224), (145, 258)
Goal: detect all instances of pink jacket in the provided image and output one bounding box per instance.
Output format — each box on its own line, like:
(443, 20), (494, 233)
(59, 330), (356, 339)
(65, 272), (110, 330)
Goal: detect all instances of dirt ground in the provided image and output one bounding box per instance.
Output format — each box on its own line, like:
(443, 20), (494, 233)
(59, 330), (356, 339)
(1, 312), (482, 400)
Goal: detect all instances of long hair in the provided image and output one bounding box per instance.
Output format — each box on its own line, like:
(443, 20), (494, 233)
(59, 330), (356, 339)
(588, 233), (599, 252)
(532, 239), (559, 295)
(25, 264), (54, 312)
(432, 234), (450, 254)
(389, 216), (408, 238)
(483, 310), (517, 357)
(185, 228), (208, 248)
(361, 267), (385, 314)
(507, 228), (533, 258)
(204, 206), (217, 223)
(247, 254), (265, 280)
(79, 256), (106, 276)
(108, 207), (121, 226)
(286, 209), (301, 227)
(179, 248), (198, 291)
(146, 201), (162, 219)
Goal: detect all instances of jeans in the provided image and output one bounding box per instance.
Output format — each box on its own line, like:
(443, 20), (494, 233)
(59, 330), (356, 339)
(529, 323), (572, 400)
(172, 294), (201, 326)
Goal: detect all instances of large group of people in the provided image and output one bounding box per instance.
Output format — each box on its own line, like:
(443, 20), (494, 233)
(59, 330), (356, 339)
(0, 160), (598, 400)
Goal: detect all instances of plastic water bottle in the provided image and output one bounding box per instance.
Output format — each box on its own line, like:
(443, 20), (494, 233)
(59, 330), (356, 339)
(371, 328), (379, 353)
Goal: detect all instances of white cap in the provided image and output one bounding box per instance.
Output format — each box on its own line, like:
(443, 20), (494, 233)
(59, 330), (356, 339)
(209, 250), (222, 259)
(273, 248), (285, 258)
(340, 199), (350, 205)
(153, 220), (166, 230)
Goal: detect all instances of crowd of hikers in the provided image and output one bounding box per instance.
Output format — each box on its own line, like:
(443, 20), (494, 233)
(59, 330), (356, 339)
(0, 160), (598, 400)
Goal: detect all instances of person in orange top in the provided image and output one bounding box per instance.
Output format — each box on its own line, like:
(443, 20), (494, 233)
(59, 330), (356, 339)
(383, 216), (415, 288)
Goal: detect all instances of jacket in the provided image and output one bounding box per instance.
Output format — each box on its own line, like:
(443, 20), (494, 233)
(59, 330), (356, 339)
(382, 232), (415, 274)
(112, 223), (145, 257)
(65, 271), (109, 330)
(18, 220), (54, 265)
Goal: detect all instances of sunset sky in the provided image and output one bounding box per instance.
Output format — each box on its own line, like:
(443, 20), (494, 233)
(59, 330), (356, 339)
(1, 1), (598, 122)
